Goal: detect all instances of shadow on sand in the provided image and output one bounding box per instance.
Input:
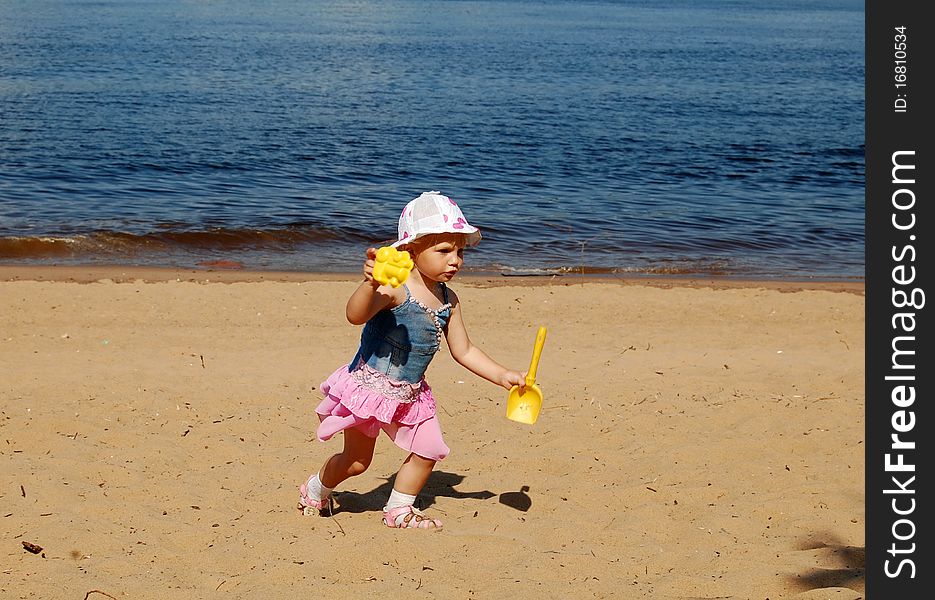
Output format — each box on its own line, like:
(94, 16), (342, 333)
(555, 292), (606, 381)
(498, 485), (532, 512)
(331, 470), (496, 514)
(786, 534), (865, 593)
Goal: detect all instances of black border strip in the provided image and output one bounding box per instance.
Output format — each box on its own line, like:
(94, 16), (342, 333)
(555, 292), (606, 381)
(866, 0), (931, 596)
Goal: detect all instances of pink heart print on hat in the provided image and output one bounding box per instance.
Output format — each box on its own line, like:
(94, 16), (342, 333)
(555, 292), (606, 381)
(391, 191), (482, 248)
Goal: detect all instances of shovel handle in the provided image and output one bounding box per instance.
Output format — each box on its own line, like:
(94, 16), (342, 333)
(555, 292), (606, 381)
(525, 326), (547, 386)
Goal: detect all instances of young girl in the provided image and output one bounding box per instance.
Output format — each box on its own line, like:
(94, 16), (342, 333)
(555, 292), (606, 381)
(298, 191), (526, 530)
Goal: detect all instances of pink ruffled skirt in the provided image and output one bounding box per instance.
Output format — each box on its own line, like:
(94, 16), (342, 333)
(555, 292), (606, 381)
(315, 363), (450, 461)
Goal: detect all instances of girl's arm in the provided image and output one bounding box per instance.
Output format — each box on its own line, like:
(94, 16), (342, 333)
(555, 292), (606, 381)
(346, 248), (403, 325)
(444, 291), (526, 391)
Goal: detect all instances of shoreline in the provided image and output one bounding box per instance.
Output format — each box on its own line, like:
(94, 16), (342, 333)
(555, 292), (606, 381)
(0, 264), (865, 294)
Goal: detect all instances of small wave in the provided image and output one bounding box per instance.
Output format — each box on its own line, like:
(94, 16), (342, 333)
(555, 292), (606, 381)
(0, 236), (86, 258)
(491, 262), (735, 277)
(0, 226), (360, 259)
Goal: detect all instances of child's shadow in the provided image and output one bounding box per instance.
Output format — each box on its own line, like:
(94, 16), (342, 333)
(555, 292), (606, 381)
(332, 471), (495, 514)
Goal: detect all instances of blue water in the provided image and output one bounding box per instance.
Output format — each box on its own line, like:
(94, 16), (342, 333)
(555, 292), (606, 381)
(0, 0), (864, 279)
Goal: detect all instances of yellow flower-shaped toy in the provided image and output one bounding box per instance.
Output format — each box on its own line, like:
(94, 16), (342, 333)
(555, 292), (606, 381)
(372, 246), (414, 288)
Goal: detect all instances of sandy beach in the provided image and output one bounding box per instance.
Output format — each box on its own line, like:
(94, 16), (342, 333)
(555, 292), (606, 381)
(0, 266), (864, 599)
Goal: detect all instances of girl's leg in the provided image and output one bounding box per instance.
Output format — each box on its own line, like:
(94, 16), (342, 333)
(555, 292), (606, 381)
(383, 453), (442, 529)
(300, 427), (377, 514)
(319, 427), (378, 489)
(392, 452), (436, 496)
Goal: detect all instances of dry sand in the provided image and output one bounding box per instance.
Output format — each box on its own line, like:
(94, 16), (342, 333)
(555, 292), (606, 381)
(0, 266), (864, 599)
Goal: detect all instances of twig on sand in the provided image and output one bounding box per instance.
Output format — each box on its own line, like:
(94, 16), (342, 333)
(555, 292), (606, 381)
(21, 541), (42, 554)
(84, 591), (117, 600)
(330, 512), (346, 536)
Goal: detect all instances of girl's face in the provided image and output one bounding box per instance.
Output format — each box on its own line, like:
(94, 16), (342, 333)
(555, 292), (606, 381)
(411, 234), (466, 283)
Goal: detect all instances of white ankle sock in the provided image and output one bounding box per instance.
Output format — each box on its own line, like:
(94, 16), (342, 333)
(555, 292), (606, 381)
(383, 489), (417, 513)
(305, 474), (333, 501)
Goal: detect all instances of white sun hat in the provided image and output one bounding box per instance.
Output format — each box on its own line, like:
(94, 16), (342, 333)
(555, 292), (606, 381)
(391, 191), (482, 248)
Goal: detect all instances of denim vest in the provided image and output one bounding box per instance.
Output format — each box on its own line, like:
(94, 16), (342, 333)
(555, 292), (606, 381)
(350, 284), (452, 384)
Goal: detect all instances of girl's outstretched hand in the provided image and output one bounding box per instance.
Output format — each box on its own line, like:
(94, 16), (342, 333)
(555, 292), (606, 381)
(500, 370), (527, 391)
(347, 247), (399, 324)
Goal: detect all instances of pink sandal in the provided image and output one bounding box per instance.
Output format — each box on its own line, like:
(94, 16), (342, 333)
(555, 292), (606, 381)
(297, 483), (333, 516)
(383, 505), (443, 530)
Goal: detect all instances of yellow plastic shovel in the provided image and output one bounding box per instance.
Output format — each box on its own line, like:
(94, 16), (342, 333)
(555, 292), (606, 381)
(506, 326), (547, 425)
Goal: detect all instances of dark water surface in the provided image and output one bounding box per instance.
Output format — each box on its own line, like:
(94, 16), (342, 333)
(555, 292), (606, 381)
(0, 0), (864, 279)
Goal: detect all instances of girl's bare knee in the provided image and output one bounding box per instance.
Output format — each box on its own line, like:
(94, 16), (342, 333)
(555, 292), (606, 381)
(346, 458), (370, 477)
(405, 453), (436, 469)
